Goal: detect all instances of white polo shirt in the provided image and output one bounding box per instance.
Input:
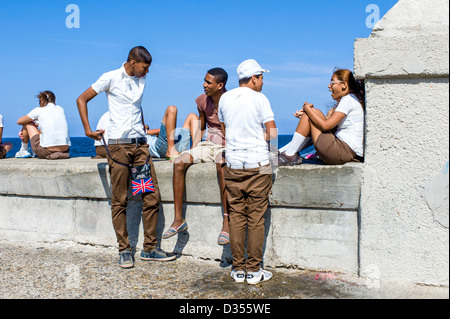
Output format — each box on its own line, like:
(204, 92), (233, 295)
(218, 87), (275, 166)
(94, 111), (110, 146)
(92, 63), (146, 139)
(27, 103), (71, 148)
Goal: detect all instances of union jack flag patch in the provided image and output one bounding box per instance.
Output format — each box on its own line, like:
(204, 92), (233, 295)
(131, 178), (155, 196)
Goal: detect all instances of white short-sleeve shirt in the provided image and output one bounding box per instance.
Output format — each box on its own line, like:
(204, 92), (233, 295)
(335, 94), (365, 157)
(27, 103), (71, 148)
(218, 87), (275, 166)
(92, 63), (146, 139)
(94, 111), (110, 146)
(0, 114), (3, 128)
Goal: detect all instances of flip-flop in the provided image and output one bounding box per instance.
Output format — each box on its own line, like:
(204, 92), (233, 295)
(166, 154), (181, 161)
(217, 231), (230, 245)
(162, 221), (188, 239)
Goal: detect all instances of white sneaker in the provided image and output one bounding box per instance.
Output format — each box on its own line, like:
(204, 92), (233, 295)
(246, 268), (273, 285)
(230, 269), (246, 283)
(15, 149), (32, 158)
(29, 148), (36, 158)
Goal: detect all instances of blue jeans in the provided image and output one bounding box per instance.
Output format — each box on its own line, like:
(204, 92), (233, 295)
(148, 122), (191, 158)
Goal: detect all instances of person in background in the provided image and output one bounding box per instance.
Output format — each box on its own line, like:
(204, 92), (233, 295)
(278, 68), (365, 166)
(0, 114), (13, 159)
(219, 59), (277, 285)
(92, 111), (110, 159)
(16, 91), (71, 160)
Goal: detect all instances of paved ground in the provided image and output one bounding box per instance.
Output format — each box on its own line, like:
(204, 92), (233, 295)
(0, 240), (448, 301)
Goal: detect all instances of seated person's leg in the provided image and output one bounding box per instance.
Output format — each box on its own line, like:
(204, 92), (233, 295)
(175, 113), (199, 153)
(15, 125), (33, 158)
(0, 142), (13, 159)
(162, 105), (179, 159)
(162, 153), (194, 238)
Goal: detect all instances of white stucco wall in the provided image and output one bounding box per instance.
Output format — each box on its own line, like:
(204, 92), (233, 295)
(355, 0), (449, 286)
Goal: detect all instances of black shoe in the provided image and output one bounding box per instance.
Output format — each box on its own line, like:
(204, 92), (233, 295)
(278, 151), (303, 166)
(119, 249), (135, 269)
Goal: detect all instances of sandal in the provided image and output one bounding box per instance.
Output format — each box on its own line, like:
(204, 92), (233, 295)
(217, 231), (230, 245)
(162, 221), (188, 239)
(166, 154), (181, 161)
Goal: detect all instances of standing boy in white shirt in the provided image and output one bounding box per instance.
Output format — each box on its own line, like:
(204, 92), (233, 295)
(218, 59), (277, 284)
(77, 46), (175, 268)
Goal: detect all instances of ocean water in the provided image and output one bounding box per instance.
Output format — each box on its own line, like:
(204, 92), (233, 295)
(2, 135), (308, 158)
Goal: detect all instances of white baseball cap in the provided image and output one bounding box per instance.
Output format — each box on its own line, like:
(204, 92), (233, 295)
(237, 59), (270, 80)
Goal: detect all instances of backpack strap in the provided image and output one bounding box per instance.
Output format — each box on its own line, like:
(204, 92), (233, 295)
(100, 134), (150, 167)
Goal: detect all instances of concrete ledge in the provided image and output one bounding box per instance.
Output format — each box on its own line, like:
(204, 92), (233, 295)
(0, 158), (362, 209)
(0, 158), (362, 274)
(354, 34), (449, 78)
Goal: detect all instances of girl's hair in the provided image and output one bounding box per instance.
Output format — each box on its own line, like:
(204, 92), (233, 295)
(333, 68), (365, 109)
(37, 91), (56, 107)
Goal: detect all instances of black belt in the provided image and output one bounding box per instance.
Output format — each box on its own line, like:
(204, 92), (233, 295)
(108, 137), (147, 145)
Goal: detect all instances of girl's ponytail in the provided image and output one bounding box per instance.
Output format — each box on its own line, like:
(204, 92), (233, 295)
(37, 90), (56, 107)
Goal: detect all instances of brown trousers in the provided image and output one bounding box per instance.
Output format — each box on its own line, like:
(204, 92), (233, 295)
(0, 145), (6, 159)
(107, 143), (161, 252)
(30, 135), (70, 160)
(225, 165), (273, 272)
(315, 132), (358, 165)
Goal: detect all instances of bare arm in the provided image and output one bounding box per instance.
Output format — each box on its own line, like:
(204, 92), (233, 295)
(192, 108), (206, 148)
(326, 107), (336, 119)
(76, 87), (104, 140)
(17, 115), (34, 126)
(264, 120), (277, 142)
(220, 122), (226, 138)
(147, 128), (160, 136)
(303, 103), (345, 132)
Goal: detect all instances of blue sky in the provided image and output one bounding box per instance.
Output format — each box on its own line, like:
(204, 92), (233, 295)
(0, 0), (398, 137)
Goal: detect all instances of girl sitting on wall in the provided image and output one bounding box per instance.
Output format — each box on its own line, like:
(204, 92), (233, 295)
(16, 91), (71, 160)
(278, 68), (365, 165)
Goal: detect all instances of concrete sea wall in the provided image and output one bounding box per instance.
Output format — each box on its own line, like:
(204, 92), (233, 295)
(0, 158), (362, 275)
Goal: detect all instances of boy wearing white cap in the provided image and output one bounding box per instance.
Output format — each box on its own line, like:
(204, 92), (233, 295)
(218, 59), (277, 284)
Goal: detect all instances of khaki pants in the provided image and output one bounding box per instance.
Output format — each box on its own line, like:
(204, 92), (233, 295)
(225, 165), (272, 272)
(95, 145), (107, 158)
(182, 140), (225, 164)
(107, 143), (161, 252)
